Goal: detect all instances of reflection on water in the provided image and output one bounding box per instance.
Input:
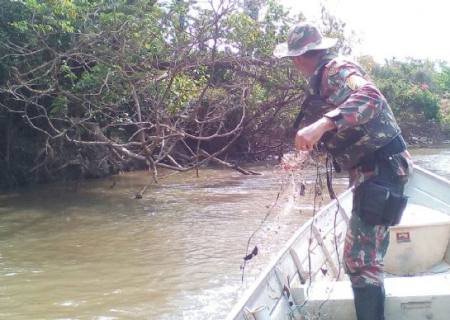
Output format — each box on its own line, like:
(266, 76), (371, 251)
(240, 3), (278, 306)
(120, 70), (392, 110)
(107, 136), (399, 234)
(0, 146), (448, 320)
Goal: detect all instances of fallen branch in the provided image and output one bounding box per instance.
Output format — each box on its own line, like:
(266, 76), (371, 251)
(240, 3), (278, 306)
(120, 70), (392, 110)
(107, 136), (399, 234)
(199, 149), (261, 175)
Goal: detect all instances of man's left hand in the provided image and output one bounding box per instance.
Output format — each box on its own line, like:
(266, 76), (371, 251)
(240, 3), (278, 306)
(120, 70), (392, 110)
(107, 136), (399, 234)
(295, 117), (336, 151)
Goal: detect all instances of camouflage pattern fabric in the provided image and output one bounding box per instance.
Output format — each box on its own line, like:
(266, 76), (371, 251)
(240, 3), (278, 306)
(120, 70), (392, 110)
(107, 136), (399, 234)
(349, 151), (414, 187)
(343, 214), (390, 288)
(287, 23), (321, 52)
(298, 95), (335, 127)
(319, 57), (394, 132)
(273, 23), (337, 58)
(305, 55), (412, 288)
(305, 55), (402, 170)
(344, 153), (412, 287)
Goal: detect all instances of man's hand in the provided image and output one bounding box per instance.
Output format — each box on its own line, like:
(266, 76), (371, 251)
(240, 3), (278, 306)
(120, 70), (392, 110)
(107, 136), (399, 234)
(295, 117), (336, 151)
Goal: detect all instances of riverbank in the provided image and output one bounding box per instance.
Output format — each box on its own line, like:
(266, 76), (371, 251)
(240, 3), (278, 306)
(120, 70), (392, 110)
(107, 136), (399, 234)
(400, 118), (450, 146)
(1, 118), (449, 192)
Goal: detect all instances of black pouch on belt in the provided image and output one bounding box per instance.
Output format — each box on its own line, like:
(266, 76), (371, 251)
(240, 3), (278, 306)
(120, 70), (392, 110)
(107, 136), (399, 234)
(354, 181), (390, 225)
(354, 181), (408, 226)
(383, 192), (408, 226)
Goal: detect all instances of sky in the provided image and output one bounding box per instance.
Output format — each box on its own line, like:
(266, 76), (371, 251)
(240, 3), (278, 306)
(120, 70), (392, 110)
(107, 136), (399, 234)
(279, 0), (450, 63)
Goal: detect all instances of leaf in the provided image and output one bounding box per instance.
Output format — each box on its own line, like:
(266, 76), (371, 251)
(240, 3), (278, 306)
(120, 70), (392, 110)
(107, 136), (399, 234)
(50, 96), (68, 116)
(243, 246), (258, 261)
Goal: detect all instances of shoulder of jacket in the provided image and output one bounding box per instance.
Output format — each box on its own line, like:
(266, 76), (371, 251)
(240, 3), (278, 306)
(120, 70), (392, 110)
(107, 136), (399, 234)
(324, 58), (365, 81)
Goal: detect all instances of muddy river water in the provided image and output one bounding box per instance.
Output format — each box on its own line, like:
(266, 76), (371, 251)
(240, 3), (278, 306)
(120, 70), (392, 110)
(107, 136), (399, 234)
(0, 147), (449, 319)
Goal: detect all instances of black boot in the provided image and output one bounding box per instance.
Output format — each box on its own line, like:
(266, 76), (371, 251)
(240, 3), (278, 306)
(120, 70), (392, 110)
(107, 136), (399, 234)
(352, 284), (385, 320)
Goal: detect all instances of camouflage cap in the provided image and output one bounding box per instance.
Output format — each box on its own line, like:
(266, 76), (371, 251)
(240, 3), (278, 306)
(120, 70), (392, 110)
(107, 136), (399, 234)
(273, 22), (337, 58)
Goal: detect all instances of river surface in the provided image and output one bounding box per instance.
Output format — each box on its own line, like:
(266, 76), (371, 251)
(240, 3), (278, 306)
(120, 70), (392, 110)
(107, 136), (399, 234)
(0, 147), (449, 320)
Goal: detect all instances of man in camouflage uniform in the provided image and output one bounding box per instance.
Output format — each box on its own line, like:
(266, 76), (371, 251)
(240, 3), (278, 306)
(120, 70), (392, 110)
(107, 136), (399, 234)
(274, 23), (412, 320)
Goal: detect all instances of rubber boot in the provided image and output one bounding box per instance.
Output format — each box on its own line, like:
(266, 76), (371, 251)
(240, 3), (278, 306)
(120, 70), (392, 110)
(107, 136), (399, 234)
(352, 284), (385, 320)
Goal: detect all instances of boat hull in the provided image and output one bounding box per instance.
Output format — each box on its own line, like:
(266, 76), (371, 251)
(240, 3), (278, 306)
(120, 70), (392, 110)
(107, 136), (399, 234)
(227, 166), (450, 320)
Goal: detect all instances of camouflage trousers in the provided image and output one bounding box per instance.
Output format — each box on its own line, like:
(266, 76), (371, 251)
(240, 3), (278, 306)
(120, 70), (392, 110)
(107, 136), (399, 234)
(343, 214), (390, 288)
(343, 152), (412, 288)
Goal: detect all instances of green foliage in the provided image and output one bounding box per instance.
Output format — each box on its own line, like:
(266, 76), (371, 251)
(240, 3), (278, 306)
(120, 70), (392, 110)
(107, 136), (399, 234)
(166, 72), (208, 115)
(440, 99), (450, 125)
(50, 95), (68, 115)
(401, 85), (440, 120)
(436, 64), (450, 95)
(370, 58), (444, 121)
(0, 0), (396, 187)
(226, 13), (260, 54)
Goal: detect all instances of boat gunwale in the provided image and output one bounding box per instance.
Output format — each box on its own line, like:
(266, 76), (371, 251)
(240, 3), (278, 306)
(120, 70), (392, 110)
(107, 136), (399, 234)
(226, 187), (354, 319)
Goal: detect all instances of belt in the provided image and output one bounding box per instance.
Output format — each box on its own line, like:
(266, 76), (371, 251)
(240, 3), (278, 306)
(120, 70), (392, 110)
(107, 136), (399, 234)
(358, 134), (407, 172)
(374, 134), (407, 159)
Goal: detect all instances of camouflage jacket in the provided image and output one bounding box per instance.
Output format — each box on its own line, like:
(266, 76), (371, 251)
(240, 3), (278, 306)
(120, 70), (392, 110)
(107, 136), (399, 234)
(303, 54), (402, 175)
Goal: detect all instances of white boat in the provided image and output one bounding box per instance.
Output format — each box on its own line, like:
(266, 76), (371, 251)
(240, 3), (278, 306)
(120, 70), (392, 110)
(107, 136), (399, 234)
(227, 165), (450, 320)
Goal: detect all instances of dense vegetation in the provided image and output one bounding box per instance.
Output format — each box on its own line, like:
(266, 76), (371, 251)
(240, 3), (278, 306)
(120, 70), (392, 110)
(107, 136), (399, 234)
(358, 56), (450, 142)
(0, 0), (449, 189)
(373, 59), (442, 121)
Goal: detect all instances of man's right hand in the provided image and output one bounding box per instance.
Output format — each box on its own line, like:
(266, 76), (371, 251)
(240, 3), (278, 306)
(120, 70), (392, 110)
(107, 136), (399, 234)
(295, 117), (336, 151)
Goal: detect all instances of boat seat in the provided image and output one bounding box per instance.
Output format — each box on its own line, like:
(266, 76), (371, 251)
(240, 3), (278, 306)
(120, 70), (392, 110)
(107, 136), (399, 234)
(384, 203), (450, 275)
(298, 273), (450, 320)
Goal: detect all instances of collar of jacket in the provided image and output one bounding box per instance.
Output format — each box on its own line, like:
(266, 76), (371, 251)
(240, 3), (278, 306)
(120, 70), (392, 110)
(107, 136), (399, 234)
(308, 52), (337, 95)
